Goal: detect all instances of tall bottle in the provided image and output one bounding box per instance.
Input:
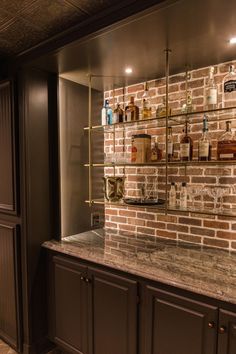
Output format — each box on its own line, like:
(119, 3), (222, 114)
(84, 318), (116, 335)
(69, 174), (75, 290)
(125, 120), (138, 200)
(223, 65), (236, 108)
(217, 121), (236, 160)
(169, 182), (176, 207)
(149, 137), (162, 162)
(181, 91), (194, 114)
(180, 121), (193, 161)
(142, 98), (152, 119)
(167, 126), (174, 161)
(156, 96), (171, 118)
(205, 66), (217, 110)
(113, 103), (123, 123)
(125, 96), (139, 122)
(180, 182), (187, 209)
(198, 114), (211, 161)
(101, 99), (113, 125)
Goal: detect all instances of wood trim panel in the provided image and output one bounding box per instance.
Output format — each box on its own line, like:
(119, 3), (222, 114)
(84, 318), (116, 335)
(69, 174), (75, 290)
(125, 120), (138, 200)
(0, 80), (18, 215)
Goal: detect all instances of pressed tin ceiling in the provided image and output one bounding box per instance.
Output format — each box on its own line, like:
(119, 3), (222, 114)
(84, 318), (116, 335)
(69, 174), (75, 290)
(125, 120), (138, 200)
(0, 0), (125, 57)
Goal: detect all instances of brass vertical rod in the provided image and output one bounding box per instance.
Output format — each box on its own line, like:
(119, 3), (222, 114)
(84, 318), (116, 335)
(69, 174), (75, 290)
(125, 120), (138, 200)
(165, 49), (171, 215)
(88, 75), (92, 206)
(113, 124), (115, 177)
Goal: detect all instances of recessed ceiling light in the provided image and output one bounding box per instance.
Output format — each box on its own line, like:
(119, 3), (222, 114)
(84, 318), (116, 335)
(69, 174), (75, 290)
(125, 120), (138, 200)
(229, 37), (236, 44)
(125, 67), (133, 74)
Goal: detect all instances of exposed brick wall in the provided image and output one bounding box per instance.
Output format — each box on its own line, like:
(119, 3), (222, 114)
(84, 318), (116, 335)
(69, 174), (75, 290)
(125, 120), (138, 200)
(104, 60), (236, 250)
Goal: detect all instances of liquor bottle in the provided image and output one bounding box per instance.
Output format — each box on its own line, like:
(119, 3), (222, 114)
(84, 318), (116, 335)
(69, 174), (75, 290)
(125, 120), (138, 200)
(167, 126), (174, 161)
(169, 182), (176, 207)
(205, 66), (217, 109)
(142, 99), (152, 119)
(142, 82), (152, 119)
(198, 114), (212, 161)
(125, 96), (139, 121)
(181, 90), (194, 114)
(156, 96), (171, 118)
(101, 99), (113, 125)
(150, 137), (162, 162)
(223, 65), (236, 108)
(179, 182), (187, 209)
(217, 121), (236, 160)
(113, 103), (123, 123)
(180, 121), (193, 161)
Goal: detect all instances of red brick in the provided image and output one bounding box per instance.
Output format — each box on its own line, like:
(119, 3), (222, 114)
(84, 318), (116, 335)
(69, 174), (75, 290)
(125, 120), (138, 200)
(203, 220), (229, 230)
(178, 234), (202, 244)
(106, 209), (118, 216)
(167, 223), (188, 233)
(156, 230), (177, 239)
(111, 216), (127, 223)
(203, 238), (229, 249)
(137, 212), (155, 220)
(137, 227), (155, 235)
(119, 210), (136, 217)
(119, 224), (135, 232)
(127, 84), (144, 93)
(217, 230), (236, 240)
(127, 218), (145, 226)
(179, 217), (201, 226)
(146, 221), (166, 229)
(190, 227), (215, 237)
(191, 177), (216, 184)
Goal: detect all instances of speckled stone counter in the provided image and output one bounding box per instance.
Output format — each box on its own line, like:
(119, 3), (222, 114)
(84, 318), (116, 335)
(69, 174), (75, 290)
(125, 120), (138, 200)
(43, 228), (236, 305)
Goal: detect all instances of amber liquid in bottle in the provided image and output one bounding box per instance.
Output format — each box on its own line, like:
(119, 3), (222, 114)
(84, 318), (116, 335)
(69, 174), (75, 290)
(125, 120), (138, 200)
(217, 121), (236, 160)
(180, 121), (193, 161)
(125, 96), (139, 121)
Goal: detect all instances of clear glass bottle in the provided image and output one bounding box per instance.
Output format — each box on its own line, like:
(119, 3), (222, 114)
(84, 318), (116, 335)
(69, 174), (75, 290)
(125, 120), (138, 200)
(180, 182), (187, 209)
(167, 126), (174, 161)
(217, 121), (236, 160)
(101, 99), (109, 125)
(205, 66), (217, 110)
(125, 96), (139, 121)
(156, 96), (171, 118)
(198, 114), (212, 161)
(223, 65), (236, 108)
(141, 83), (152, 119)
(180, 121), (193, 161)
(181, 91), (194, 114)
(169, 182), (176, 207)
(113, 103), (123, 123)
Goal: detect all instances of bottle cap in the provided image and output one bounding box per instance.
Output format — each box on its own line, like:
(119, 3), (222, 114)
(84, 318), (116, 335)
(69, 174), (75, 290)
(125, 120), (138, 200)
(171, 182), (175, 186)
(229, 64), (235, 72)
(182, 182), (186, 186)
(105, 99), (109, 105)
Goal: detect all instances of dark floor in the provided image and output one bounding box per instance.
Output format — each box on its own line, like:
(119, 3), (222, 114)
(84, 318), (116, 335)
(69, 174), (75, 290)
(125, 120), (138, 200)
(0, 339), (62, 354)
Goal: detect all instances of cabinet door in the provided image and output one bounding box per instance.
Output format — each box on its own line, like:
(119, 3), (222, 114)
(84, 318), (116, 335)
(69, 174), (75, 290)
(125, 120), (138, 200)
(53, 256), (87, 354)
(88, 267), (137, 354)
(0, 222), (21, 351)
(218, 309), (236, 354)
(142, 285), (218, 354)
(0, 80), (17, 213)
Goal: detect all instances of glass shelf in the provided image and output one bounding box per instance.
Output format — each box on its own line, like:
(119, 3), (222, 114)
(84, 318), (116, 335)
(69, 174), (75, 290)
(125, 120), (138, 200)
(85, 199), (236, 217)
(84, 160), (236, 167)
(84, 105), (236, 131)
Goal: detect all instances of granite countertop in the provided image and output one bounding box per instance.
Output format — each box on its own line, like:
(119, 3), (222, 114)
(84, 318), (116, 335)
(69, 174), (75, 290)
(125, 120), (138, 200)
(43, 228), (236, 304)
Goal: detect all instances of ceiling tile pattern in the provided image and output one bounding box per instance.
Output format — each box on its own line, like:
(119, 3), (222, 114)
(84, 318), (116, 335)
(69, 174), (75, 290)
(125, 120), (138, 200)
(0, 0), (122, 56)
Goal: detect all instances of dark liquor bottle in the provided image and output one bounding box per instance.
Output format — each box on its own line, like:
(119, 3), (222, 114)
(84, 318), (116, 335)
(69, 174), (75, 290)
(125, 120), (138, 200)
(167, 126), (174, 161)
(180, 121), (193, 161)
(198, 114), (211, 161)
(217, 121), (236, 160)
(125, 96), (139, 121)
(113, 103), (124, 123)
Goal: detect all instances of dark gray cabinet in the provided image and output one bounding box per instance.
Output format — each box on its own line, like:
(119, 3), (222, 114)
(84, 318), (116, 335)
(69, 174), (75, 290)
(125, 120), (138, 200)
(218, 310), (236, 354)
(0, 222), (21, 351)
(51, 256), (138, 354)
(142, 285), (218, 354)
(88, 267), (137, 354)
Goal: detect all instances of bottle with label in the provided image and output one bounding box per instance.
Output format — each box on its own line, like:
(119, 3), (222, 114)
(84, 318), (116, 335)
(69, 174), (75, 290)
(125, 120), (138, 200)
(167, 126), (174, 161)
(180, 121), (193, 161)
(142, 83), (152, 119)
(169, 182), (176, 207)
(101, 99), (113, 125)
(205, 66), (217, 110)
(113, 103), (123, 123)
(217, 121), (236, 160)
(198, 114), (211, 161)
(156, 96), (171, 118)
(223, 65), (236, 108)
(179, 182), (187, 209)
(181, 91), (194, 114)
(149, 137), (162, 162)
(125, 96), (139, 122)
